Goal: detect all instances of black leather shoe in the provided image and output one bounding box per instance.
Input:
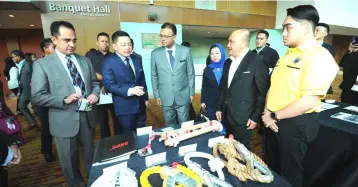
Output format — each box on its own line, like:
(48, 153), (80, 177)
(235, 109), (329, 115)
(44, 153), (55, 163)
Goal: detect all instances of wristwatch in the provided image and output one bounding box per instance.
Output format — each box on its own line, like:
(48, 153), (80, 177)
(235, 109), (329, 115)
(270, 112), (279, 121)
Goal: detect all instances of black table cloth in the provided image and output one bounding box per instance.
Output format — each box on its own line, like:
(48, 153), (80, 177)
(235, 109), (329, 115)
(88, 130), (291, 187)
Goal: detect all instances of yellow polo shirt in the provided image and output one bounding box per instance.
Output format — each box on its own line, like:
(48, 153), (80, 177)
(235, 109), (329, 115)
(267, 40), (339, 113)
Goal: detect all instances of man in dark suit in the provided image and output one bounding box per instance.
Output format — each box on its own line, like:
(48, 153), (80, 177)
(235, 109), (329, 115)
(315, 22), (336, 94)
(35, 38), (56, 162)
(252, 30), (280, 74)
(85, 32), (121, 138)
(102, 31), (148, 133)
(32, 21), (100, 186)
(339, 42), (358, 105)
(11, 50), (37, 131)
(216, 29), (270, 148)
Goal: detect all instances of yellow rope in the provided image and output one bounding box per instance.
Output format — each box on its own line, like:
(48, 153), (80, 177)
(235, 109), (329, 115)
(140, 164), (203, 187)
(213, 137), (274, 183)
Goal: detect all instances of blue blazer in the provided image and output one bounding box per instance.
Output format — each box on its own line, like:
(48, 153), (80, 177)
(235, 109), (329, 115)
(201, 67), (221, 109)
(102, 53), (148, 116)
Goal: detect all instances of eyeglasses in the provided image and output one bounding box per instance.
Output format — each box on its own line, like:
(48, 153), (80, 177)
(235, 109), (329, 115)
(159, 34), (174, 39)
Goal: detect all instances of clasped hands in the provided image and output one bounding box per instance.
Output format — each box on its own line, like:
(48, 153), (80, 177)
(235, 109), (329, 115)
(262, 109), (279, 132)
(64, 93), (98, 105)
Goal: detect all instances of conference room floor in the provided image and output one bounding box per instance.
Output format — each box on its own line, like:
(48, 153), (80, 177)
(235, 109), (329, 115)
(6, 75), (342, 187)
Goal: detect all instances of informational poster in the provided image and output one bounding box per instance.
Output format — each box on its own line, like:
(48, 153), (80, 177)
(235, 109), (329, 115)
(195, 0), (216, 11)
(331, 112), (358, 124)
(141, 33), (161, 49)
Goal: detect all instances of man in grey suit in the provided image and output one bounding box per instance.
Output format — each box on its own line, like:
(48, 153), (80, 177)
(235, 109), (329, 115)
(11, 50), (38, 131)
(31, 21), (100, 187)
(151, 22), (195, 127)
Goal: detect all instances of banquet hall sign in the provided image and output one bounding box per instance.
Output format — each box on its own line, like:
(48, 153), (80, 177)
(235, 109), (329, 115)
(141, 33), (161, 49)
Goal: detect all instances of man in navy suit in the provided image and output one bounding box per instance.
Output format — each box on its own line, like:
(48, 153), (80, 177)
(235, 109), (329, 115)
(102, 30), (148, 133)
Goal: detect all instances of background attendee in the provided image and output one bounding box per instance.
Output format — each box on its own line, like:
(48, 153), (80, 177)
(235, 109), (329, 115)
(216, 29), (270, 149)
(31, 21), (100, 186)
(339, 41), (358, 105)
(180, 41), (196, 121)
(0, 130), (22, 187)
(151, 22), (195, 127)
(3, 57), (20, 113)
(103, 30), (148, 133)
(12, 50), (37, 131)
(86, 32), (121, 138)
(35, 38), (55, 162)
(201, 43), (226, 120)
(24, 53), (37, 62)
(40, 38), (55, 57)
(315, 22), (336, 94)
(262, 5), (338, 187)
(252, 30), (280, 74)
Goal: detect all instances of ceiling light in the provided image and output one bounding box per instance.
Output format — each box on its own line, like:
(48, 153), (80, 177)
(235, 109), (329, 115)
(8, 15), (14, 18)
(30, 24), (34, 27)
(208, 32), (211, 33)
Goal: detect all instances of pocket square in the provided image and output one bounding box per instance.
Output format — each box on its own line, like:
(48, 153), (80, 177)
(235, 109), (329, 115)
(243, 71), (250, 74)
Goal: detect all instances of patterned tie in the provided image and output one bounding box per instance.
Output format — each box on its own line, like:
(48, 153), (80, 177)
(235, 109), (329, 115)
(167, 50), (175, 69)
(125, 57), (135, 81)
(65, 55), (86, 97)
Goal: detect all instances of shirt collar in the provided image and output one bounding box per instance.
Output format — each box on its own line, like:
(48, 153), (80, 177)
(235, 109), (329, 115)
(115, 52), (131, 62)
(256, 45), (266, 52)
(55, 49), (73, 60)
(165, 44), (176, 53)
(97, 50), (111, 56)
(230, 48), (249, 62)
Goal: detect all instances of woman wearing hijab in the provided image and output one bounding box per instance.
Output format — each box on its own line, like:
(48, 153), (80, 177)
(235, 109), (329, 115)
(201, 44), (226, 120)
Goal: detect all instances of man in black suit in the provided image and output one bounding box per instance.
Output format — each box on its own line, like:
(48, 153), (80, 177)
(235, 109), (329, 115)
(339, 42), (358, 105)
(85, 32), (121, 138)
(11, 50), (37, 131)
(315, 23), (336, 94)
(216, 29), (270, 148)
(252, 30), (279, 74)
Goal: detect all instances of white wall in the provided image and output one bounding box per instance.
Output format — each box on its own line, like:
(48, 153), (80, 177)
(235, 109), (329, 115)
(275, 1), (315, 29)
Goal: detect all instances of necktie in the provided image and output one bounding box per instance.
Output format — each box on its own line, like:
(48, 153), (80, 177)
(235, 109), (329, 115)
(65, 55), (86, 97)
(125, 57), (135, 81)
(167, 50), (175, 69)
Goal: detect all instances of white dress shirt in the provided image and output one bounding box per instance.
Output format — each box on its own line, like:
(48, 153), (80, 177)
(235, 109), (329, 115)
(351, 75), (358, 92)
(228, 49), (250, 88)
(7, 66), (19, 89)
(16, 59), (25, 75)
(55, 49), (86, 94)
(165, 45), (176, 71)
(115, 52), (137, 96)
(256, 45), (265, 54)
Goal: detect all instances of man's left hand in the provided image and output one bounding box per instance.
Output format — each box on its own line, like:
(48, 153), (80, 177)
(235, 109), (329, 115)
(262, 112), (279, 132)
(246, 119), (257, 130)
(87, 94), (98, 105)
(10, 145), (21, 165)
(190, 96), (194, 103)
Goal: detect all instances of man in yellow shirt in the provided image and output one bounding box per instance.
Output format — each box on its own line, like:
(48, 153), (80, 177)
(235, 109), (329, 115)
(262, 5), (338, 187)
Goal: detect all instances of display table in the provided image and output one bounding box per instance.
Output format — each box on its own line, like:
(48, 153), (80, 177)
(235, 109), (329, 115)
(303, 102), (358, 187)
(88, 130), (291, 187)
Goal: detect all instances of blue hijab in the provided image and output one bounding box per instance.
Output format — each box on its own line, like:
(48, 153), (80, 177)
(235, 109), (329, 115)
(208, 43), (226, 84)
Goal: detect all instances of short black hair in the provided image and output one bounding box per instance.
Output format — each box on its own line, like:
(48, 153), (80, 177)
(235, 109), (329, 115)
(257, 30), (269, 39)
(25, 53), (36, 62)
(11, 50), (24, 59)
(40, 38), (53, 52)
(316, 22), (330, 34)
(111, 30), (130, 44)
(97, 32), (109, 40)
(287, 5), (319, 31)
(130, 38), (134, 48)
(161, 22), (177, 35)
(206, 55), (211, 66)
(50, 21), (75, 37)
(181, 42), (191, 48)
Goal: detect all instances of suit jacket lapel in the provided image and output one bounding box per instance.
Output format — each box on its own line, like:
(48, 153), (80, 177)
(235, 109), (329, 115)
(51, 52), (75, 93)
(229, 51), (252, 90)
(173, 44), (181, 72)
(209, 68), (219, 87)
(160, 47), (172, 72)
(130, 54), (139, 81)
